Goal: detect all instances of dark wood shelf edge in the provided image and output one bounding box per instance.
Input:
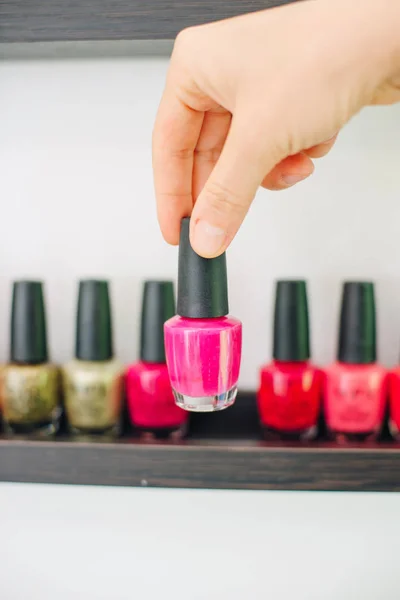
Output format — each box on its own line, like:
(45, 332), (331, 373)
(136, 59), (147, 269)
(1, 438), (400, 492)
(0, 391), (398, 492)
(0, 0), (301, 44)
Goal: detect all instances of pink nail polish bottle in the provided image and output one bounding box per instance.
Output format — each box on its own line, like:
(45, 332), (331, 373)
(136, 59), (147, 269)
(126, 281), (189, 439)
(324, 282), (388, 443)
(164, 217), (242, 412)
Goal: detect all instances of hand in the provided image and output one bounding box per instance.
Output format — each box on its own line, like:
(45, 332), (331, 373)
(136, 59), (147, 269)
(153, 0), (400, 257)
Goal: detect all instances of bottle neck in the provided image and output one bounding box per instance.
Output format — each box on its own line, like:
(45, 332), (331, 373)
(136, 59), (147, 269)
(140, 360), (167, 367)
(336, 359), (376, 368)
(75, 356), (113, 363)
(273, 359), (310, 370)
(10, 359), (48, 366)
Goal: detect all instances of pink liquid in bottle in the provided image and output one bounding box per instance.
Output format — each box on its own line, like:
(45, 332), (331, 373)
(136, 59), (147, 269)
(324, 362), (387, 441)
(164, 315), (242, 411)
(126, 361), (188, 434)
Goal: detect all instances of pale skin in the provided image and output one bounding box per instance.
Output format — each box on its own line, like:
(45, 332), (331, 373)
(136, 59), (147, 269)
(152, 0), (400, 258)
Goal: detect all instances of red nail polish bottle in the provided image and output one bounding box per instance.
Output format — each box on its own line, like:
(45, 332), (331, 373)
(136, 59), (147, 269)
(126, 281), (189, 439)
(257, 280), (321, 441)
(324, 282), (387, 443)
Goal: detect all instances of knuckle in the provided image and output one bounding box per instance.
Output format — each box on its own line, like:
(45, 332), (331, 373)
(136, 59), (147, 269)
(173, 26), (197, 55)
(194, 147), (222, 163)
(169, 147), (194, 160)
(204, 181), (247, 217)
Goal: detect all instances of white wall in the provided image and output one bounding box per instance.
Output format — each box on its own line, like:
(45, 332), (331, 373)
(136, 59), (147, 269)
(1, 52), (400, 389)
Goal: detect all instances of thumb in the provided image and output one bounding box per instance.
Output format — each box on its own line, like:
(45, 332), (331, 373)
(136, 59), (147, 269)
(190, 113), (279, 257)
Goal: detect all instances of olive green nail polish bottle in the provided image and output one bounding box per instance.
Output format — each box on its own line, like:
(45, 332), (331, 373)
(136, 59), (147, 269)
(62, 280), (123, 437)
(1, 281), (60, 436)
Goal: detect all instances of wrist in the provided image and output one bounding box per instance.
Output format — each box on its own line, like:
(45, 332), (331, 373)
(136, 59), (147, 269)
(360, 0), (400, 84)
(295, 0), (400, 103)
(382, 1), (400, 80)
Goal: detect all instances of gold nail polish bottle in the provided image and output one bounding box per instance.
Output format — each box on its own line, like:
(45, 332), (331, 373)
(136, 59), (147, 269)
(62, 280), (123, 437)
(0, 281), (60, 436)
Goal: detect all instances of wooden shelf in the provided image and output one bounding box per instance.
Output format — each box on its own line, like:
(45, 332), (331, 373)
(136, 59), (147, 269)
(0, 0), (299, 44)
(1, 392), (399, 492)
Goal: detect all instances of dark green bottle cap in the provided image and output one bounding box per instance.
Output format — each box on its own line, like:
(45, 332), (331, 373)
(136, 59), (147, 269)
(10, 280), (48, 364)
(75, 280), (113, 361)
(273, 280), (310, 361)
(140, 280), (175, 363)
(177, 217), (229, 318)
(338, 281), (376, 364)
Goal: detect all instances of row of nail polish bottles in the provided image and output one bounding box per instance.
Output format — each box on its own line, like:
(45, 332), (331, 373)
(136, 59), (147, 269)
(0, 279), (120, 435)
(0, 279), (185, 438)
(257, 280), (392, 443)
(5, 214), (400, 445)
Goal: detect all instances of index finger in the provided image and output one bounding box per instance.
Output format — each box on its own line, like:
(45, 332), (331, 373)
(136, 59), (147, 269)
(152, 84), (204, 245)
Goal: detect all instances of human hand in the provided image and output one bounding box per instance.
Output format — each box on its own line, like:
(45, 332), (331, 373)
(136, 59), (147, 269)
(153, 0), (400, 257)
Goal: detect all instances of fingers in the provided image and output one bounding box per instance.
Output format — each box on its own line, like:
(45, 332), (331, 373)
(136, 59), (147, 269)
(190, 114), (278, 258)
(261, 153), (314, 190)
(261, 134), (337, 190)
(153, 66), (338, 250)
(304, 134), (337, 158)
(152, 89), (203, 245)
(192, 109), (231, 201)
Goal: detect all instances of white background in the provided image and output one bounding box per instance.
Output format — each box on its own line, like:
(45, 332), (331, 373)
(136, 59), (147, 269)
(1, 44), (400, 600)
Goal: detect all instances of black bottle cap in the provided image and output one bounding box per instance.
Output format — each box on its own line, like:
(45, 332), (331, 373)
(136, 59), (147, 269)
(273, 280), (310, 361)
(338, 281), (376, 364)
(140, 280), (175, 363)
(75, 280), (113, 361)
(177, 217), (229, 318)
(10, 280), (48, 364)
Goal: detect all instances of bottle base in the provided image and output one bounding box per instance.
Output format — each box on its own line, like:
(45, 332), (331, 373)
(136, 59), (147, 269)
(173, 385), (237, 412)
(328, 430), (379, 444)
(67, 421), (120, 439)
(389, 420), (400, 441)
(261, 423), (318, 442)
(4, 416), (60, 437)
(134, 421), (188, 441)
